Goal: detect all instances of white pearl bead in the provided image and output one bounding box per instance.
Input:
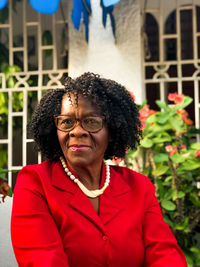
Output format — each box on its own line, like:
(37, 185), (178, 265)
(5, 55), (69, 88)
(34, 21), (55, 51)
(60, 156), (110, 198)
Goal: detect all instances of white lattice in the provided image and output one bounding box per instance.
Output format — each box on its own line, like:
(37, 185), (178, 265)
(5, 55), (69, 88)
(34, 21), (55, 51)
(0, 0), (68, 187)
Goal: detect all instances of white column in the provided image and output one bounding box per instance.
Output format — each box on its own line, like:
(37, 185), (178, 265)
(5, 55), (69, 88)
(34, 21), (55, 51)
(68, 0), (144, 103)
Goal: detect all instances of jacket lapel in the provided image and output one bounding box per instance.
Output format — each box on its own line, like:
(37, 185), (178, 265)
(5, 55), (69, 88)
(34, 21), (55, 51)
(69, 189), (107, 234)
(51, 161), (107, 234)
(51, 161), (132, 232)
(99, 166), (132, 225)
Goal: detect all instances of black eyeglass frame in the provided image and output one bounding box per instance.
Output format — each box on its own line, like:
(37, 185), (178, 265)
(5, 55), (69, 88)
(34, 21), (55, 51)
(54, 115), (105, 133)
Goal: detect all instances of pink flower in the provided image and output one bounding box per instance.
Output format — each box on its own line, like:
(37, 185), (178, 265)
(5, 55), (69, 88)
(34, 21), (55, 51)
(165, 145), (178, 156)
(194, 149), (200, 158)
(168, 93), (185, 104)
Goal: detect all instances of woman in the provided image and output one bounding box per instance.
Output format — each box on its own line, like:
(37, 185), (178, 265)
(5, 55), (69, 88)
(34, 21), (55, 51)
(11, 72), (187, 267)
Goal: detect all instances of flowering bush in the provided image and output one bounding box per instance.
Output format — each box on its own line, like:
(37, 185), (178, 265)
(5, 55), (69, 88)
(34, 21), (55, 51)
(0, 169), (12, 203)
(125, 93), (200, 267)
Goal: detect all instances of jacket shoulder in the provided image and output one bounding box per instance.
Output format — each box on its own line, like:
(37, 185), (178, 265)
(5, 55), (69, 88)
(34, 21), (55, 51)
(110, 165), (154, 191)
(15, 160), (58, 191)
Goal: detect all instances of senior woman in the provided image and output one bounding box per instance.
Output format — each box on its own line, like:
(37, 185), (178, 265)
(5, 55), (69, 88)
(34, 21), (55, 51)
(11, 72), (187, 267)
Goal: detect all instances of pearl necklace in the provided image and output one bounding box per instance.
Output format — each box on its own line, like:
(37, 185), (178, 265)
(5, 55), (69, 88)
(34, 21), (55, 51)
(60, 156), (110, 198)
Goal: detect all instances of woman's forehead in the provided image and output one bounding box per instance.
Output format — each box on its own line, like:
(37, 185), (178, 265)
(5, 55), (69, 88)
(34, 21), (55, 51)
(61, 93), (102, 113)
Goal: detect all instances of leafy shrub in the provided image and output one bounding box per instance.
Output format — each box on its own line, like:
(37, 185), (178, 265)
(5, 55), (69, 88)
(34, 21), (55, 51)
(125, 93), (200, 266)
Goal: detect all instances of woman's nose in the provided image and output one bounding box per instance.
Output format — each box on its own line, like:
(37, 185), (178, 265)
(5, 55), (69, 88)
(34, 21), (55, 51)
(69, 122), (89, 137)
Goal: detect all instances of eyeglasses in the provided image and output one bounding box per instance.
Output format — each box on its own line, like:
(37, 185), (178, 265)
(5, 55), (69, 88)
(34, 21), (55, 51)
(54, 115), (105, 133)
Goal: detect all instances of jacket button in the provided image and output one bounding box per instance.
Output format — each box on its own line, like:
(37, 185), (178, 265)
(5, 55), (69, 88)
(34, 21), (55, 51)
(102, 235), (108, 241)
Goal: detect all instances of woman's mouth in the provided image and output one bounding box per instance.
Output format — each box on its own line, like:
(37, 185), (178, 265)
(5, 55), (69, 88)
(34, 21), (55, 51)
(69, 145), (90, 152)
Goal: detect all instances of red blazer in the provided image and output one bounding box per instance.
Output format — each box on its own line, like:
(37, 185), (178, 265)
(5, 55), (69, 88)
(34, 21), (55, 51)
(11, 160), (187, 267)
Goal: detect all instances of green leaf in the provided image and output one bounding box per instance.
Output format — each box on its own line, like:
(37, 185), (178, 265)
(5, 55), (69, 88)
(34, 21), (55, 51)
(140, 137), (153, 148)
(152, 164), (169, 176)
(126, 149), (139, 159)
(189, 193), (200, 207)
(164, 188), (177, 201)
(155, 178), (165, 198)
(13, 65), (21, 72)
(175, 96), (193, 110)
(175, 217), (189, 231)
(163, 215), (175, 227)
(177, 191), (185, 198)
(7, 76), (15, 88)
(170, 153), (185, 163)
(147, 122), (172, 134)
(185, 254), (193, 267)
(0, 173), (7, 181)
(190, 143), (200, 150)
(156, 112), (171, 124)
(152, 134), (172, 144)
(141, 167), (151, 177)
(155, 100), (170, 111)
(180, 160), (200, 171)
(190, 247), (200, 264)
(153, 153), (168, 163)
(0, 168), (9, 173)
(169, 116), (185, 132)
(161, 200), (176, 211)
(146, 113), (157, 123)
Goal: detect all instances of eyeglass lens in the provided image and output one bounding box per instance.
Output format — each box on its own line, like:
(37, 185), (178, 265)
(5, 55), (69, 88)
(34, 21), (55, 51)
(56, 116), (103, 133)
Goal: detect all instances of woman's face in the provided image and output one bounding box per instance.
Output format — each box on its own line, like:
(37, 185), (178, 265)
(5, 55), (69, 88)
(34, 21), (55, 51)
(57, 94), (109, 169)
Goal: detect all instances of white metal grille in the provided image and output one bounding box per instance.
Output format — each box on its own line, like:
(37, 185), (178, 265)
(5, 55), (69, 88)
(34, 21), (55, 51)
(143, 0), (200, 137)
(0, 0), (68, 187)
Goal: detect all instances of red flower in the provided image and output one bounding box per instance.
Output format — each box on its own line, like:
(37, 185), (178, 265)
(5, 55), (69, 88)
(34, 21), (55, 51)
(194, 149), (200, 158)
(168, 93), (185, 104)
(139, 104), (157, 130)
(165, 145), (178, 156)
(184, 118), (193, 125)
(177, 109), (193, 125)
(139, 105), (149, 120)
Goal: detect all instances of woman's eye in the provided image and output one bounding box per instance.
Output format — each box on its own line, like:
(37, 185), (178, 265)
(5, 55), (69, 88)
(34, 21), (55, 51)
(85, 118), (101, 126)
(61, 118), (73, 125)
(84, 118), (96, 124)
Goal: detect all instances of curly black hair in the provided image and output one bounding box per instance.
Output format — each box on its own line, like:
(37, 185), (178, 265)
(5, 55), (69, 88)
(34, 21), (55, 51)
(28, 72), (142, 160)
